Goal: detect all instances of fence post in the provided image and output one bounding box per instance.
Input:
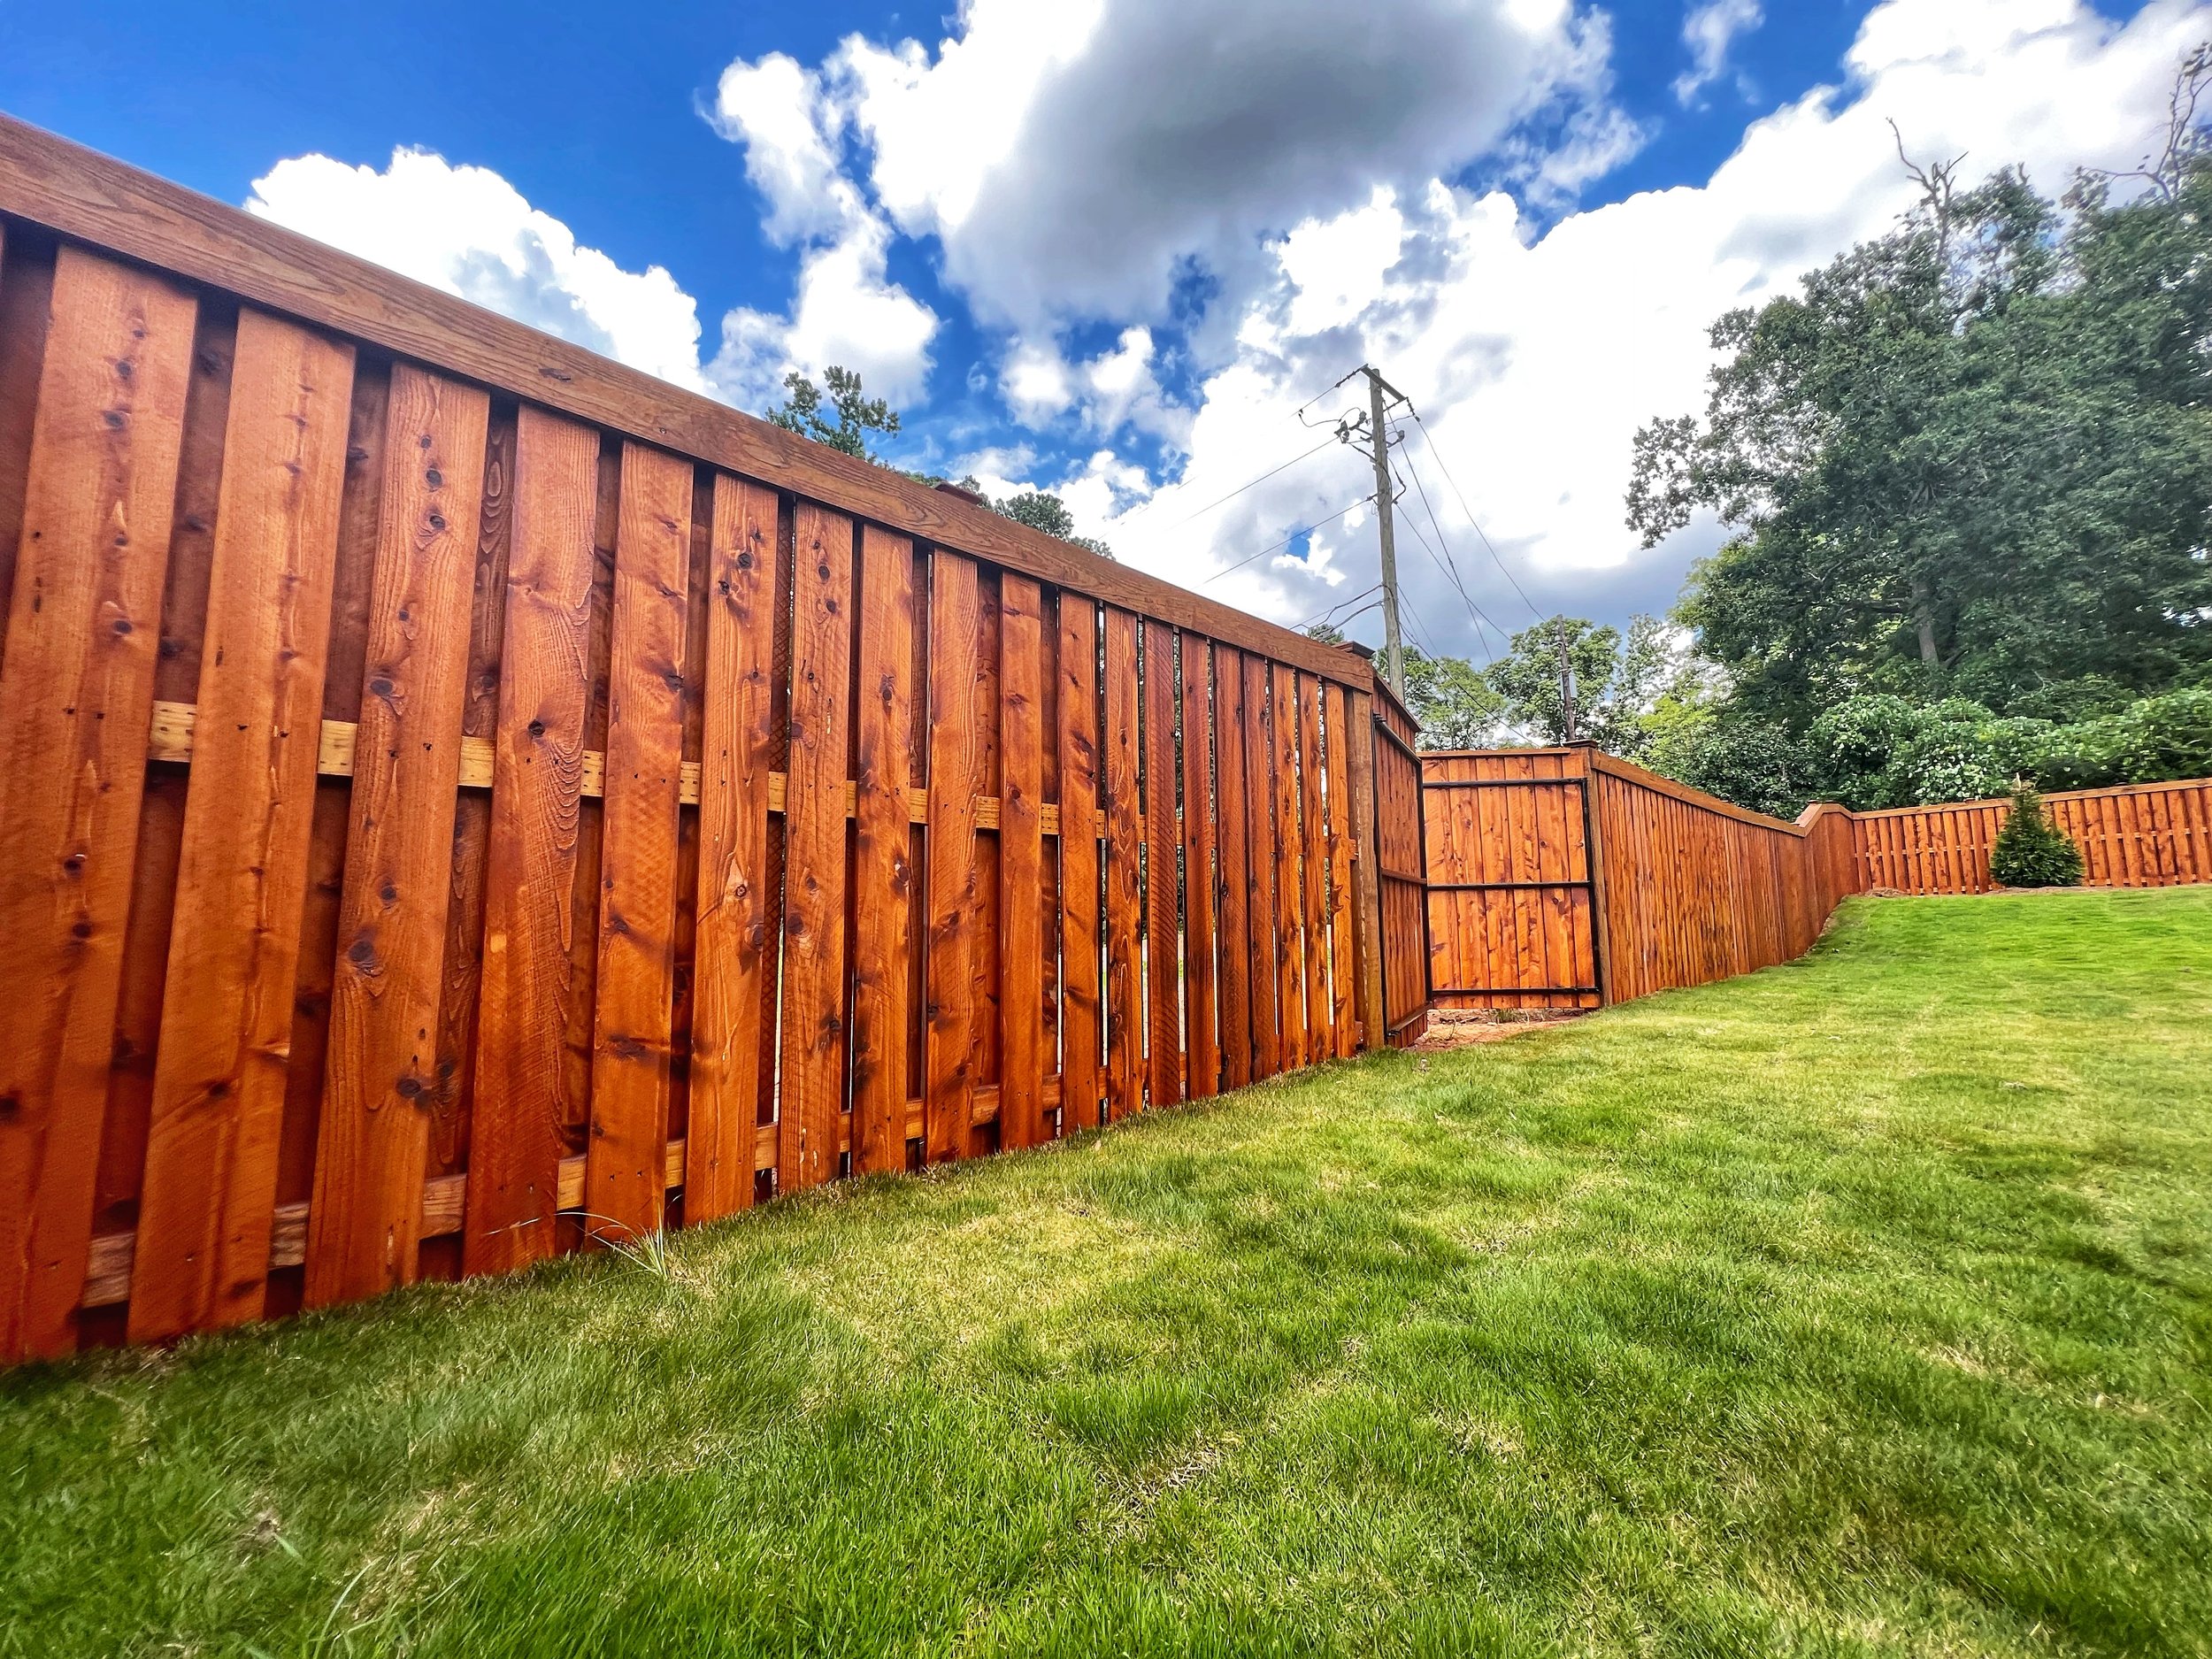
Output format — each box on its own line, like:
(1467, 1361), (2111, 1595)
(1575, 745), (1617, 1007)
(1345, 689), (1386, 1051)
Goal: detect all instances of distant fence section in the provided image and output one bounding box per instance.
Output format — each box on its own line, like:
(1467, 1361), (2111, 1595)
(1424, 748), (2210, 1009)
(1422, 748), (1855, 1010)
(0, 119), (1414, 1363)
(1854, 779), (2212, 895)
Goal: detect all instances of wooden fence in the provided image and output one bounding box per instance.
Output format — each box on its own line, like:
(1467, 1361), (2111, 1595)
(1854, 778), (2212, 894)
(0, 118), (1412, 1362)
(1425, 748), (2209, 1008)
(1424, 747), (1858, 1010)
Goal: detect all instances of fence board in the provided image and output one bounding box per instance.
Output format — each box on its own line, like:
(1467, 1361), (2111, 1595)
(1213, 648), (1253, 1090)
(1243, 653), (1281, 1079)
(1179, 636), (1219, 1100)
(460, 408), (599, 1273)
(926, 554), (984, 1162)
(1143, 622), (1182, 1110)
(777, 503), (854, 1193)
(304, 365), (488, 1308)
(127, 311), (355, 1340)
(1056, 596), (1102, 1135)
(1325, 685), (1356, 1059)
(1297, 674), (1330, 1058)
(1271, 664), (1306, 1066)
(998, 573), (1046, 1148)
(1102, 608), (1142, 1120)
(0, 250), (195, 1361)
(687, 477), (781, 1216)
(851, 525), (917, 1173)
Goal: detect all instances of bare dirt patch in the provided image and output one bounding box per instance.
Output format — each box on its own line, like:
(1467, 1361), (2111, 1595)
(1414, 1010), (1585, 1051)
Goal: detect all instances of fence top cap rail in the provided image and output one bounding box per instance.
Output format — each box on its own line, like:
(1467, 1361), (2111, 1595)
(0, 111), (1369, 691)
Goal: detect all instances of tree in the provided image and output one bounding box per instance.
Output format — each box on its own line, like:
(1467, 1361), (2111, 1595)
(1988, 785), (2085, 887)
(1303, 626), (1501, 749)
(1628, 73), (2212, 731)
(767, 365), (901, 462)
(994, 488), (1115, 561)
(1484, 614), (1682, 754)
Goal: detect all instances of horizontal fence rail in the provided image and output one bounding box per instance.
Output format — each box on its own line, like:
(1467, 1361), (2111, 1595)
(0, 119), (1409, 1362)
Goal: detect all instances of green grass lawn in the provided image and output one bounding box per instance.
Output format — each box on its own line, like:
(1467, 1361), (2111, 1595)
(8, 890), (2212, 1658)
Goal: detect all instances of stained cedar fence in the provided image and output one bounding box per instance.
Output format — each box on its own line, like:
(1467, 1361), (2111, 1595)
(1423, 747), (1859, 1010)
(0, 117), (1414, 1363)
(1854, 777), (2212, 895)
(1425, 748), (2210, 1008)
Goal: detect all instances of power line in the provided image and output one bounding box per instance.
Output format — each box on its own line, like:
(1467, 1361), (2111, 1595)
(1287, 581), (1383, 635)
(1201, 496), (1368, 585)
(1118, 434), (1340, 534)
(1407, 408), (1545, 625)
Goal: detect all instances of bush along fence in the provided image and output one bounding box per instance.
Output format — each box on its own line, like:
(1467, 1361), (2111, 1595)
(1422, 747), (2212, 1008)
(0, 119), (1424, 1363)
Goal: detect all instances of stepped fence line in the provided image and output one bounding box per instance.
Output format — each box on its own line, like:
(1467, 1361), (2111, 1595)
(0, 119), (1425, 1363)
(1423, 749), (2212, 1008)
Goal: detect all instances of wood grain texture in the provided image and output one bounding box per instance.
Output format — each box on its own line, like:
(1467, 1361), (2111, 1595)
(997, 574), (1047, 1149)
(1142, 622), (1182, 1110)
(850, 525), (916, 1173)
(925, 554), (984, 1164)
(1212, 648), (1252, 1091)
(0, 223), (57, 650)
(777, 503), (855, 1191)
(583, 445), (693, 1235)
(127, 311), (356, 1340)
(1345, 691), (1385, 1052)
(1102, 608), (1142, 1121)
(1270, 663), (1306, 1071)
(1324, 684), (1356, 1059)
(1179, 637), (1218, 1100)
(1056, 596), (1102, 1134)
(303, 365), (488, 1309)
(1241, 653), (1279, 1080)
(1297, 674), (1330, 1059)
(0, 116), (1371, 697)
(0, 248), (196, 1359)
(461, 406), (600, 1274)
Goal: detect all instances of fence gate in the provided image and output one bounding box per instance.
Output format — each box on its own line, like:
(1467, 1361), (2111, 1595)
(1419, 748), (1602, 1011)
(1369, 688), (1431, 1044)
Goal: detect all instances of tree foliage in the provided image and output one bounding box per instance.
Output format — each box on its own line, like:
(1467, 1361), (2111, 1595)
(1988, 785), (2085, 888)
(993, 488), (1115, 561)
(1483, 615), (1682, 754)
(1617, 51), (2212, 819)
(1630, 127), (2212, 731)
(766, 365), (902, 462)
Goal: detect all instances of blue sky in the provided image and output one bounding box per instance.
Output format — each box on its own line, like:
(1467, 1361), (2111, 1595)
(3, 1), (2200, 663)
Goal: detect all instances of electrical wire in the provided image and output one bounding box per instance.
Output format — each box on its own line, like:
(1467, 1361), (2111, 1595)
(1201, 496), (1368, 585)
(1407, 408), (1544, 624)
(1287, 581), (1383, 635)
(1116, 434), (1340, 534)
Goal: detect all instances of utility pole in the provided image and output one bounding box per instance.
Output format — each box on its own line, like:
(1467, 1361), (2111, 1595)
(1555, 619), (1578, 743)
(1358, 366), (1407, 701)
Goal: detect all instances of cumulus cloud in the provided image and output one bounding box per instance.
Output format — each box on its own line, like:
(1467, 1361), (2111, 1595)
(247, 149), (706, 390)
(1072, 0), (2212, 658)
(714, 0), (1632, 332)
(1674, 0), (1764, 105)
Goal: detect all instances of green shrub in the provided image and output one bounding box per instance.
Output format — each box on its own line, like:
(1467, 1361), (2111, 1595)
(1988, 784), (2085, 887)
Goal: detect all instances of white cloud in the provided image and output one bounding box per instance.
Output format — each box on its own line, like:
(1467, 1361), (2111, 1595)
(1071, 0), (2212, 657)
(1674, 0), (1764, 105)
(247, 149), (707, 390)
(743, 0), (1630, 330)
(707, 52), (864, 245)
(709, 215), (939, 408)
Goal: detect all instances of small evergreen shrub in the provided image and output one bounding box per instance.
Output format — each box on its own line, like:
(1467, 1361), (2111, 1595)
(1988, 784), (2085, 888)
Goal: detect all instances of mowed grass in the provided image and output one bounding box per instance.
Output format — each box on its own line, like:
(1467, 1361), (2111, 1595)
(7, 890), (2212, 1658)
